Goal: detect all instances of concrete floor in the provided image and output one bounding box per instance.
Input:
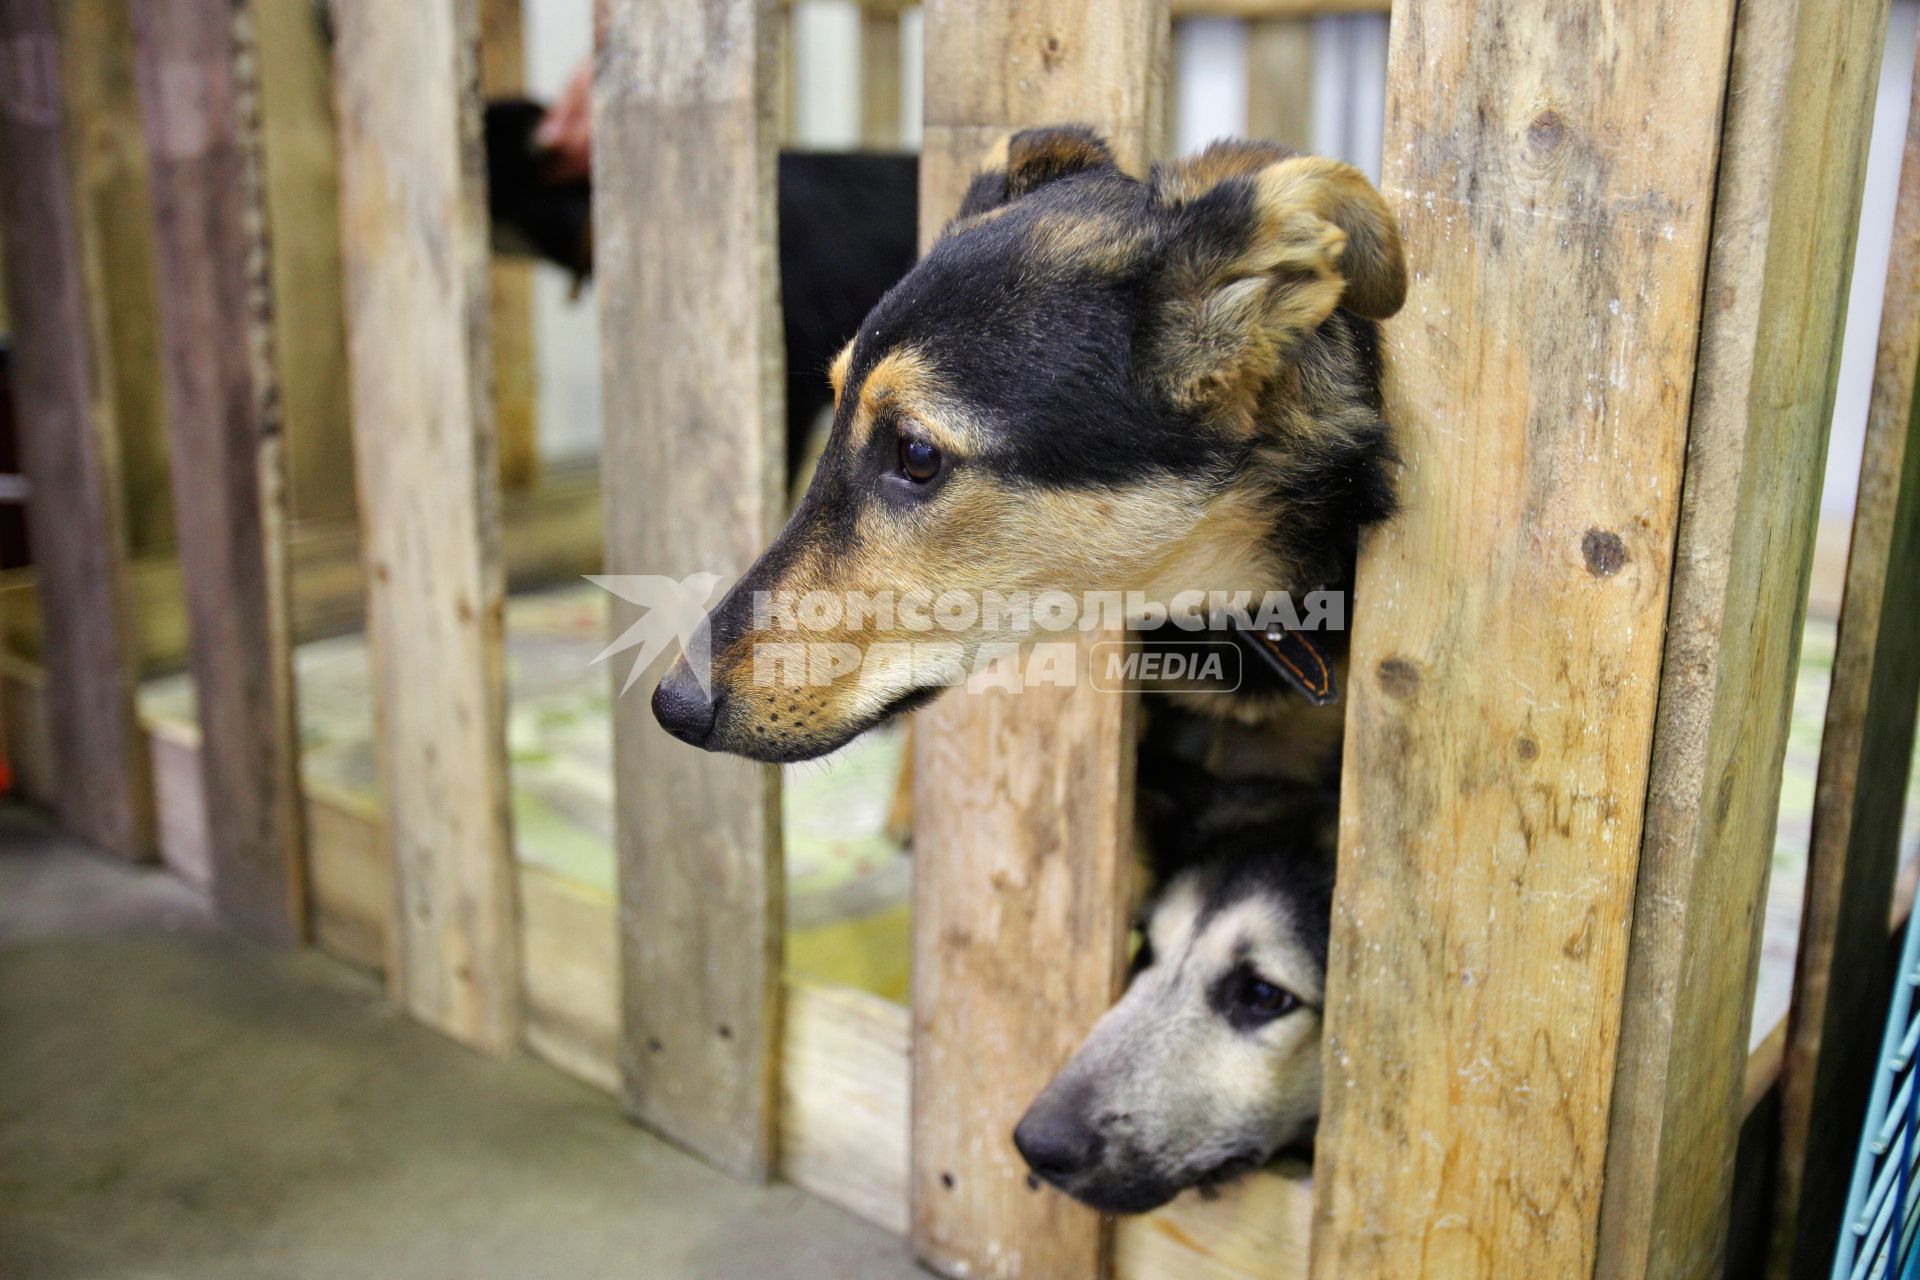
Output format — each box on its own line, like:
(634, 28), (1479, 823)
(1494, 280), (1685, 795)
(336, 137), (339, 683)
(0, 807), (923, 1280)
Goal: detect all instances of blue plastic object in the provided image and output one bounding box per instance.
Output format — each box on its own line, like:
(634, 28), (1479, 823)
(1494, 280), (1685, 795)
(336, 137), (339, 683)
(1834, 903), (1920, 1280)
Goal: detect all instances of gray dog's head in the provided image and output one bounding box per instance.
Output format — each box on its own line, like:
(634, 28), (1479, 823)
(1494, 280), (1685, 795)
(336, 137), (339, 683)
(1014, 818), (1332, 1214)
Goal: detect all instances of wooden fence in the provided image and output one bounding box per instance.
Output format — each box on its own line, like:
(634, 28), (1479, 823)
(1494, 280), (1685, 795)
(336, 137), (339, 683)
(1, 0), (1917, 1277)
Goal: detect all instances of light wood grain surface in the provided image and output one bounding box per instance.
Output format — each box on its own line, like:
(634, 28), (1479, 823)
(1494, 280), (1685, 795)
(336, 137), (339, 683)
(1595, 1), (1888, 1276)
(1312, 0), (1739, 1274)
(480, 0), (538, 495)
(596, 0), (787, 1181)
(332, 0), (521, 1054)
(1244, 17), (1315, 152)
(255, 0), (356, 527)
(908, 5), (1165, 1277)
(859, 10), (902, 149)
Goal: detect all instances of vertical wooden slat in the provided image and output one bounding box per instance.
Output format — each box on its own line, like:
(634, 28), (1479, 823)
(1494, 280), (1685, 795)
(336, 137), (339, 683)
(0, 0), (155, 859)
(56, 0), (175, 555)
(480, 0), (539, 495)
(129, 0), (308, 944)
(910, 5), (1164, 1277)
(1772, 32), (1920, 1278)
(860, 10), (902, 149)
(1311, 1), (1738, 1275)
(1594, 1), (1888, 1274)
(913, 672), (1139, 1280)
(1244, 17), (1313, 150)
(254, 0), (356, 527)
(332, 0), (520, 1055)
(773, 5), (794, 149)
(596, 0), (786, 1180)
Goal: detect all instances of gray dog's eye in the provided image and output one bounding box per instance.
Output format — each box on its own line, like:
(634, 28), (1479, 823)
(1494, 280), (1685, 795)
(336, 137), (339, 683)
(1220, 961), (1299, 1027)
(1243, 976), (1294, 1015)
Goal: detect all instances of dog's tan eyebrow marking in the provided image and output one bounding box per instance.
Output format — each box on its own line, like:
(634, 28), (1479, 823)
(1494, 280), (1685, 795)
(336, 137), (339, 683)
(850, 346), (966, 456)
(827, 340), (854, 405)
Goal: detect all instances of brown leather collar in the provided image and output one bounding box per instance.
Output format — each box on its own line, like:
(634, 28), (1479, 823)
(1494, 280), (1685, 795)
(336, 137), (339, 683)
(1241, 626), (1339, 706)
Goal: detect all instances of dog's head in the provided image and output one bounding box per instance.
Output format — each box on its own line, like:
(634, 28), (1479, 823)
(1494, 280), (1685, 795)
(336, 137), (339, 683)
(1013, 797), (1334, 1214)
(653, 127), (1404, 761)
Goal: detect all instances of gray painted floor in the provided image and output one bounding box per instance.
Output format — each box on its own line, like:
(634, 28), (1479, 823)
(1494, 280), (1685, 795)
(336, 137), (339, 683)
(0, 807), (923, 1280)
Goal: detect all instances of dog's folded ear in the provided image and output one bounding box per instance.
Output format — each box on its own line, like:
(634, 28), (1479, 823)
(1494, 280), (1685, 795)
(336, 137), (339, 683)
(953, 125), (1120, 221)
(1144, 144), (1406, 418)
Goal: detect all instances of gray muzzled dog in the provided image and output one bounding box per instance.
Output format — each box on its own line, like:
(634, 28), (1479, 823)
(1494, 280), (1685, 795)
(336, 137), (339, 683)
(1014, 767), (1335, 1214)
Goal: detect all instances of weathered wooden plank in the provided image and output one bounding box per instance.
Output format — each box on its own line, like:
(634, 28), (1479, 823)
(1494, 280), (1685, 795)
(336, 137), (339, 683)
(779, 0), (1387, 16)
(517, 866), (621, 1094)
(773, 5), (793, 148)
(303, 783), (390, 972)
(1174, 0), (1385, 12)
(597, 0), (786, 1179)
(859, 10), (901, 149)
(1311, 1), (1739, 1275)
(56, 0), (175, 554)
(0, 0), (156, 860)
(912, 664), (1139, 1280)
(147, 719), (212, 886)
(255, 0), (356, 527)
(480, 0), (539, 494)
(1771, 31), (1920, 1278)
(910, 9), (1163, 1275)
(782, 980), (911, 1235)
(130, 0), (308, 945)
(332, 0), (520, 1054)
(1593, 2), (1887, 1276)
(1244, 17), (1314, 151)
(1115, 1164), (1313, 1280)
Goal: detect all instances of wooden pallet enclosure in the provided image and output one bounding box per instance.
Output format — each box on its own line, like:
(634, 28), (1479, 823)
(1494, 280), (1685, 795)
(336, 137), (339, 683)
(4, 3), (1911, 1278)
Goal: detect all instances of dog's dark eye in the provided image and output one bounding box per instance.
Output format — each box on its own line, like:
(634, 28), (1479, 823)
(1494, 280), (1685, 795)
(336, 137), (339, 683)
(1230, 965), (1298, 1022)
(898, 437), (941, 483)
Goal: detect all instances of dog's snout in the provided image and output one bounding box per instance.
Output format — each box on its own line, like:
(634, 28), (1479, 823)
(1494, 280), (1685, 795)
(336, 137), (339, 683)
(651, 661), (718, 747)
(1013, 1104), (1105, 1183)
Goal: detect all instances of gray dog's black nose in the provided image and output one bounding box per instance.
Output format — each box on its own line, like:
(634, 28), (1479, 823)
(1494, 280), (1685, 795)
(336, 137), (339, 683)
(651, 662), (717, 746)
(1013, 1107), (1104, 1182)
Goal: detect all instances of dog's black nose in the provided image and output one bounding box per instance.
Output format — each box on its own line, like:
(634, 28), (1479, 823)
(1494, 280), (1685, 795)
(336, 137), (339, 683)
(1013, 1107), (1104, 1182)
(651, 661), (717, 746)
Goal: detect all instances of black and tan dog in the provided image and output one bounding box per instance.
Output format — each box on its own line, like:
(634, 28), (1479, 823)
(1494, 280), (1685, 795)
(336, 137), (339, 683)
(651, 126), (1405, 769)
